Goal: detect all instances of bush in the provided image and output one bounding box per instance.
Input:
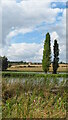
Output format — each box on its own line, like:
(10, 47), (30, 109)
(0, 56), (8, 71)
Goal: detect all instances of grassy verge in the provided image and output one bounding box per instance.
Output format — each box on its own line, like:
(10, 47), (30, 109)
(2, 71), (68, 78)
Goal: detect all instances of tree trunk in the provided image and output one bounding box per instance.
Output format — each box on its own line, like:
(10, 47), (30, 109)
(53, 70), (56, 74)
(45, 71), (47, 74)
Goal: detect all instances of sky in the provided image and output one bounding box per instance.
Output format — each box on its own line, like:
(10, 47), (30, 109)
(0, 0), (67, 62)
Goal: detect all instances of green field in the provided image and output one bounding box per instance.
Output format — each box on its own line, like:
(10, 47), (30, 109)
(2, 71), (68, 78)
(2, 72), (67, 119)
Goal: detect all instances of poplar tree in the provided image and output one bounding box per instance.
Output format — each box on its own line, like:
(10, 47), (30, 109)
(53, 40), (59, 74)
(42, 33), (51, 73)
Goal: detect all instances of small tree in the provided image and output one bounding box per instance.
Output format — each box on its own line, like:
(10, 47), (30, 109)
(53, 40), (59, 74)
(2, 56), (8, 71)
(42, 33), (51, 73)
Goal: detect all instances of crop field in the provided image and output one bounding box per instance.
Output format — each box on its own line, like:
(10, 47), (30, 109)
(7, 63), (68, 72)
(2, 73), (67, 119)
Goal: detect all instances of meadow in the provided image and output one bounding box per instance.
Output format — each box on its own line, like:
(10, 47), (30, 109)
(7, 63), (68, 72)
(2, 73), (67, 119)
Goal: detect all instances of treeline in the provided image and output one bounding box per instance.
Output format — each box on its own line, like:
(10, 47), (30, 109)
(8, 61), (28, 65)
(8, 61), (42, 65)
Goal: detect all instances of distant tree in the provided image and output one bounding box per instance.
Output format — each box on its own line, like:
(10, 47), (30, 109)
(60, 61), (63, 64)
(2, 56), (8, 71)
(42, 33), (51, 73)
(53, 40), (59, 74)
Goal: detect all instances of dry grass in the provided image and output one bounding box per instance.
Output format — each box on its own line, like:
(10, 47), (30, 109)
(7, 63), (68, 72)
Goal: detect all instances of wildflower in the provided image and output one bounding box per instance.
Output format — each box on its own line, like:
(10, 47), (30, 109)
(34, 99), (36, 103)
(59, 97), (61, 101)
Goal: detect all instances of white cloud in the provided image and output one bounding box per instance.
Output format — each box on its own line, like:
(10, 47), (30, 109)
(3, 43), (43, 62)
(51, 32), (59, 42)
(2, 0), (62, 45)
(6, 28), (33, 43)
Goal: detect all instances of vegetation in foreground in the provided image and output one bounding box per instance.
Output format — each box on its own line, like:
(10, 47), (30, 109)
(2, 75), (67, 118)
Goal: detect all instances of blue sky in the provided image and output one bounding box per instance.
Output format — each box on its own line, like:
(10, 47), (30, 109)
(51, 2), (66, 9)
(16, 0), (22, 3)
(2, 0), (66, 62)
(11, 30), (43, 44)
(10, 2), (66, 45)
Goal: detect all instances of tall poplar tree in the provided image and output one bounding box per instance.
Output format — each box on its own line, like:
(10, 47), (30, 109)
(42, 33), (51, 73)
(53, 40), (59, 74)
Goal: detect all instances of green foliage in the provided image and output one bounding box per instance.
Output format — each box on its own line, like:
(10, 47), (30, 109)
(2, 71), (68, 78)
(53, 40), (59, 74)
(42, 33), (51, 73)
(0, 56), (8, 71)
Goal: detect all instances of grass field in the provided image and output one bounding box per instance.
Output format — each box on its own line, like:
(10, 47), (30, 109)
(7, 63), (68, 72)
(2, 74), (67, 118)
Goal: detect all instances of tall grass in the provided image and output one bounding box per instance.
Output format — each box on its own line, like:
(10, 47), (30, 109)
(2, 75), (67, 118)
